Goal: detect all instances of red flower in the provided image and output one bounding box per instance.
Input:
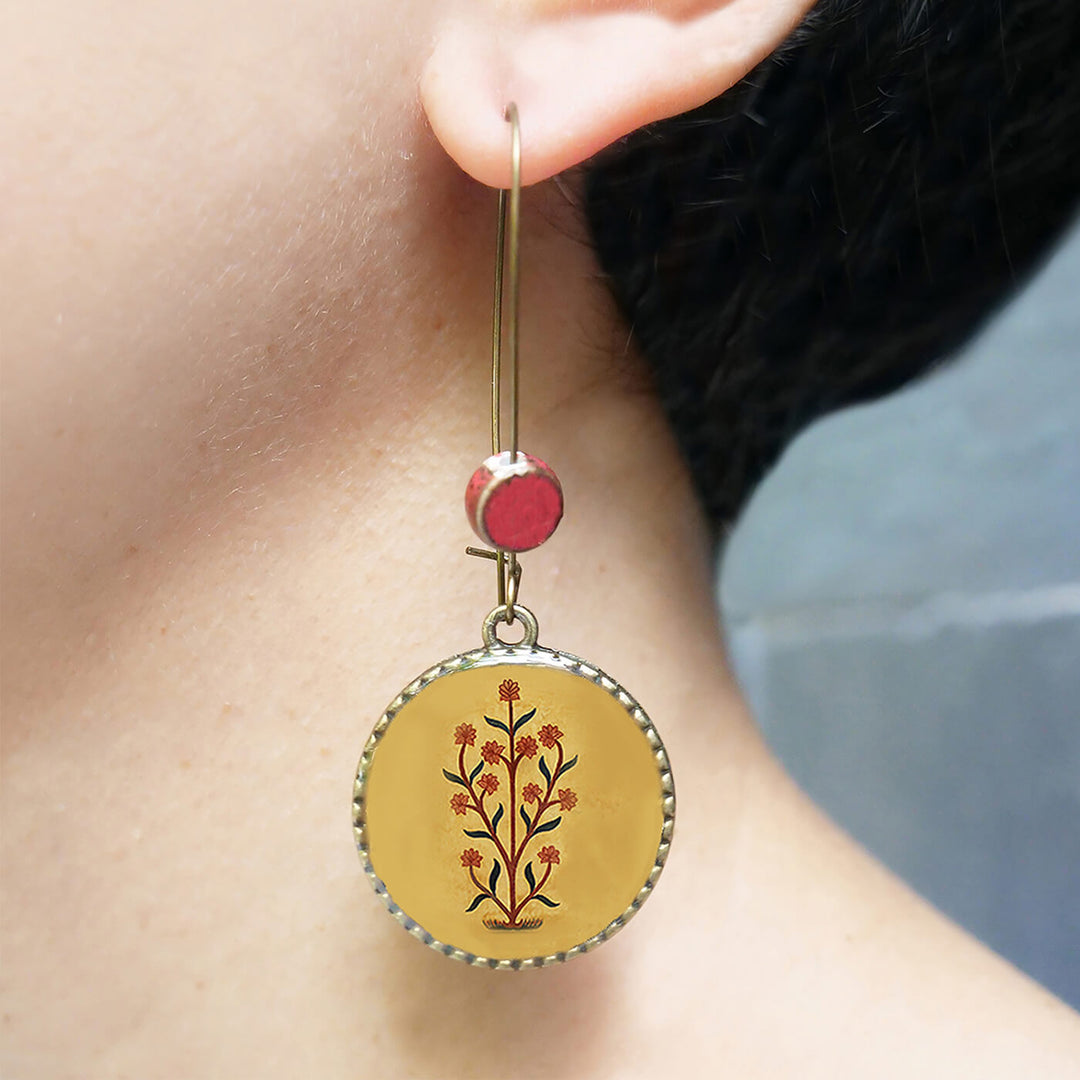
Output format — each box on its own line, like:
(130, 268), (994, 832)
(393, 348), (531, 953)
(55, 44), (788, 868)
(515, 735), (538, 759)
(499, 679), (520, 702)
(522, 782), (542, 804)
(480, 740), (504, 766)
(557, 788), (578, 811)
(537, 724), (564, 748)
(477, 773), (499, 795)
(537, 845), (560, 865)
(454, 723), (477, 747)
(461, 848), (483, 868)
(450, 792), (470, 816)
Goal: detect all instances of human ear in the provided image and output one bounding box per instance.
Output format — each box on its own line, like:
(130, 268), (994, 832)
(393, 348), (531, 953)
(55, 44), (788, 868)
(420, 0), (817, 187)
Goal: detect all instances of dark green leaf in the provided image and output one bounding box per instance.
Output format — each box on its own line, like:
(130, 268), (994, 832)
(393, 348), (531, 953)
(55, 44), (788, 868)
(556, 755), (578, 779)
(512, 707), (536, 733)
(465, 893), (488, 912)
(533, 816), (561, 834)
(484, 715), (511, 735)
(524, 861), (536, 890)
(533, 894), (560, 908)
(463, 829), (492, 840)
(519, 804), (532, 829)
(469, 760), (484, 782)
(488, 858), (501, 894)
(538, 756), (551, 784)
(491, 803), (504, 833)
(442, 768), (468, 788)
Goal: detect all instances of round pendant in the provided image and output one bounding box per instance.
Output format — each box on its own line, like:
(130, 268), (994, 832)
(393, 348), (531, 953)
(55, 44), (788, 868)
(353, 605), (675, 968)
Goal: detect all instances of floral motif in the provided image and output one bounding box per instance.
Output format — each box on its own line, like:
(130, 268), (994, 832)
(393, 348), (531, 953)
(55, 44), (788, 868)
(444, 680), (579, 927)
(537, 724), (564, 748)
(480, 739), (504, 766)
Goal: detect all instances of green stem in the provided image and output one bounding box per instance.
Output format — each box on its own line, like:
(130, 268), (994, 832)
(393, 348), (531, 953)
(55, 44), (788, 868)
(516, 862), (553, 913)
(470, 788), (512, 867)
(462, 753), (513, 868)
(468, 866), (511, 919)
(515, 740), (564, 861)
(508, 698), (517, 918)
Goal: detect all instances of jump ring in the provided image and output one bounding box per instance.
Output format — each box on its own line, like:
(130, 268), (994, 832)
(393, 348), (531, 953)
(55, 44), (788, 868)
(482, 604), (538, 649)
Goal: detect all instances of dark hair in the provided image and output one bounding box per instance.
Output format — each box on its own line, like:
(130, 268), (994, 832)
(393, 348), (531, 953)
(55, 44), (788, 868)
(583, 0), (1080, 531)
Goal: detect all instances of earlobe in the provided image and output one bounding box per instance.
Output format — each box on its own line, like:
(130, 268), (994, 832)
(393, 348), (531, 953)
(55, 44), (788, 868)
(420, 0), (816, 188)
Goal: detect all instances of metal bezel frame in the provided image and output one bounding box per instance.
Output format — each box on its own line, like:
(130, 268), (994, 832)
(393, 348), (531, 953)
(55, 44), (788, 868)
(353, 640), (675, 970)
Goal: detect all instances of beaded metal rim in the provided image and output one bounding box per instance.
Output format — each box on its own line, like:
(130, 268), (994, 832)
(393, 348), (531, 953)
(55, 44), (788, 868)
(352, 640), (675, 969)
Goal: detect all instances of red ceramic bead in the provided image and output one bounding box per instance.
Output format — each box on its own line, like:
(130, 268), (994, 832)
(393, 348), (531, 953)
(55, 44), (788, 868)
(465, 451), (563, 552)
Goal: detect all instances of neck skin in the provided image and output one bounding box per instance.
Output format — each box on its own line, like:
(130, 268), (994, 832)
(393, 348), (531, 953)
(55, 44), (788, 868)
(3, 105), (1078, 1080)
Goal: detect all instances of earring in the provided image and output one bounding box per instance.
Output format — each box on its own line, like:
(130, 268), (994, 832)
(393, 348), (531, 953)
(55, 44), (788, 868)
(353, 104), (675, 969)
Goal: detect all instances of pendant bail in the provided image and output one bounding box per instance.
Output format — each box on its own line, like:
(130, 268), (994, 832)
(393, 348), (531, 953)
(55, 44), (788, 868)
(482, 603), (538, 649)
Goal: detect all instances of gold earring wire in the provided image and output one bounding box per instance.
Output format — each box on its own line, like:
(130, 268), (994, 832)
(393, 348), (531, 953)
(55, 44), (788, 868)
(492, 101), (521, 459)
(467, 102), (524, 622)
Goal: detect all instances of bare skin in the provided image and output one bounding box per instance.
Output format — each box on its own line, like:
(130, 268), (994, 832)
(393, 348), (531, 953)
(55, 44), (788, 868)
(2, 3), (1079, 1077)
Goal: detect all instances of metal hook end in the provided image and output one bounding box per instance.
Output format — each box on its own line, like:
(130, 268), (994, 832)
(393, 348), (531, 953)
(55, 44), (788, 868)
(466, 546), (524, 623)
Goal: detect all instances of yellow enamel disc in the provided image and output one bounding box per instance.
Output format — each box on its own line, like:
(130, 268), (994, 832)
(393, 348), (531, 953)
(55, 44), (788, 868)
(353, 626), (674, 968)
